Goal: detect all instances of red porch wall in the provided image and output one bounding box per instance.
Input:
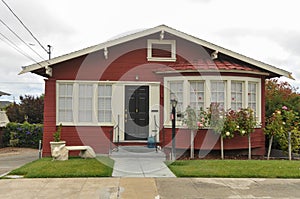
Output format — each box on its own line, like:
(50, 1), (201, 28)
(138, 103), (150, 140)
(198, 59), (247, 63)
(162, 128), (265, 156)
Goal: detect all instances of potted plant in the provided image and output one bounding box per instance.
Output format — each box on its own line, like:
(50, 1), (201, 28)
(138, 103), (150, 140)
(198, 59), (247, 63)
(49, 123), (66, 155)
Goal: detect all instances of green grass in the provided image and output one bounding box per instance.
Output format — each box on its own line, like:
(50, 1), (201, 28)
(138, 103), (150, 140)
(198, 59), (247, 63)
(8, 156), (114, 178)
(168, 160), (300, 178)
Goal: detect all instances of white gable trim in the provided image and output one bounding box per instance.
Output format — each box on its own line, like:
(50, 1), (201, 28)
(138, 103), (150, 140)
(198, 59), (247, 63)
(19, 25), (293, 79)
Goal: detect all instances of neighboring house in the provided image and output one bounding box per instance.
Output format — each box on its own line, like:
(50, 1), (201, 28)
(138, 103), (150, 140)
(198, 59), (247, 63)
(0, 111), (9, 147)
(0, 101), (11, 110)
(0, 91), (10, 97)
(20, 25), (292, 157)
(0, 91), (11, 110)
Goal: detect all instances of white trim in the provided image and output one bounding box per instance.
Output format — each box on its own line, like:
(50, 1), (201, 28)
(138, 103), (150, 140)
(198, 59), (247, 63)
(56, 81), (114, 126)
(19, 25), (292, 79)
(147, 39), (176, 62)
(163, 76), (262, 127)
(155, 69), (270, 76)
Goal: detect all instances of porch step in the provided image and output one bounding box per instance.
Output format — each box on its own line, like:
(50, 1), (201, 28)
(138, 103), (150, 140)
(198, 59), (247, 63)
(110, 146), (166, 158)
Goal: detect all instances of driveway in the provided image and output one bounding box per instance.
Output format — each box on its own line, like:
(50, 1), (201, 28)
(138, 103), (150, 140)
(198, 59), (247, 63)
(0, 147), (39, 177)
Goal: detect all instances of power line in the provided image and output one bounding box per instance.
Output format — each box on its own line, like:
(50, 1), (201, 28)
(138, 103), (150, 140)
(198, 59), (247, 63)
(0, 31), (41, 64)
(0, 18), (47, 62)
(1, 0), (49, 55)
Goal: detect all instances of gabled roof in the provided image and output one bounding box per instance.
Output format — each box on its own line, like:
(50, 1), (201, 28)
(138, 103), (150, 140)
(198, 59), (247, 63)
(19, 25), (293, 79)
(0, 91), (10, 96)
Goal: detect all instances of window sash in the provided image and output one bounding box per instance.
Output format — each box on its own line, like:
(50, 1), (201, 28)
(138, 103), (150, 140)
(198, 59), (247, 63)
(190, 81), (205, 114)
(58, 84), (73, 122)
(98, 85), (112, 123)
(211, 81), (225, 109)
(57, 82), (112, 124)
(231, 81), (243, 111)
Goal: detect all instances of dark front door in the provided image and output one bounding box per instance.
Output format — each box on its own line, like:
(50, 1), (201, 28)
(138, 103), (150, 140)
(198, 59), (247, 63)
(125, 86), (149, 140)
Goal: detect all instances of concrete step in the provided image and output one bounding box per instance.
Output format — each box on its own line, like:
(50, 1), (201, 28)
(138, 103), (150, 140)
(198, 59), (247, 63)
(110, 146), (166, 159)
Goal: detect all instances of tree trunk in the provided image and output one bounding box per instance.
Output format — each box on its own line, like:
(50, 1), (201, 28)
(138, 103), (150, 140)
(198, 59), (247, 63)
(220, 136), (224, 160)
(190, 130), (195, 159)
(288, 131), (292, 161)
(267, 135), (273, 160)
(248, 134), (251, 160)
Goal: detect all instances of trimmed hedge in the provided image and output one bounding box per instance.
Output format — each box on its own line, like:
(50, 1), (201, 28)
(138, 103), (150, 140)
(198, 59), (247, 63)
(3, 122), (43, 148)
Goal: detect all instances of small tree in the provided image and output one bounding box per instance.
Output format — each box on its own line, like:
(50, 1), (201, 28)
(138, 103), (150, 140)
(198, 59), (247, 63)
(264, 109), (284, 160)
(183, 106), (209, 158)
(208, 103), (238, 159)
(236, 108), (257, 160)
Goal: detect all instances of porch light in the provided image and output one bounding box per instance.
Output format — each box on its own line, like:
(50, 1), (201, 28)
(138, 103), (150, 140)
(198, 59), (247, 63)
(170, 98), (177, 108)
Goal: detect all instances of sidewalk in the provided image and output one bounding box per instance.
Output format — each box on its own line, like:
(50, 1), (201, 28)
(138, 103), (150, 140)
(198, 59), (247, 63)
(1, 177), (300, 199)
(110, 146), (175, 177)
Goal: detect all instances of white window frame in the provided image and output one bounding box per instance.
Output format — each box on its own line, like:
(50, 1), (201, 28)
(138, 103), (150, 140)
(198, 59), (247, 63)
(147, 39), (176, 62)
(164, 76), (261, 127)
(56, 80), (113, 126)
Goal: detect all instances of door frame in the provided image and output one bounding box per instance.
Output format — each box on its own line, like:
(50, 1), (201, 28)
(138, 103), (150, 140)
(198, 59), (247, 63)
(124, 85), (149, 140)
(112, 82), (160, 142)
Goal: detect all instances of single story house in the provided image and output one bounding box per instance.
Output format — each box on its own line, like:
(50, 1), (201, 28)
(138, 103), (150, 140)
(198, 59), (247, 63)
(20, 25), (292, 157)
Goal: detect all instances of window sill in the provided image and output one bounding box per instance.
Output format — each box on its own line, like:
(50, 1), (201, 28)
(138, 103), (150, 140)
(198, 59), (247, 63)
(147, 57), (176, 62)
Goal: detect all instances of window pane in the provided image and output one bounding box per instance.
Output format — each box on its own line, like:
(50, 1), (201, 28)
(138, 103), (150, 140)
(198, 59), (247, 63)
(211, 81), (225, 104)
(58, 84), (73, 123)
(231, 81), (243, 111)
(170, 81), (184, 121)
(248, 82), (257, 116)
(98, 85), (112, 123)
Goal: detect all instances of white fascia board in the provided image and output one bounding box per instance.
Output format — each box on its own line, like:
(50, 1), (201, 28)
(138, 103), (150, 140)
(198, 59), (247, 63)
(19, 24), (293, 79)
(19, 26), (166, 75)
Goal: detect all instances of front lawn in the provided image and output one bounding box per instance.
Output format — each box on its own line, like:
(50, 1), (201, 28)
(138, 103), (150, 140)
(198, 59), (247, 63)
(7, 156), (114, 178)
(168, 160), (300, 178)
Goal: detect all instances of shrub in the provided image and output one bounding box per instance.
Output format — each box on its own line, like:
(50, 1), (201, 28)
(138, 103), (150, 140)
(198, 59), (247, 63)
(3, 122), (43, 148)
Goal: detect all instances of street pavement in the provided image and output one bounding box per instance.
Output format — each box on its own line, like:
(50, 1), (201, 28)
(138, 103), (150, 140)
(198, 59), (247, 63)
(0, 148), (39, 177)
(1, 147), (300, 198)
(1, 177), (300, 198)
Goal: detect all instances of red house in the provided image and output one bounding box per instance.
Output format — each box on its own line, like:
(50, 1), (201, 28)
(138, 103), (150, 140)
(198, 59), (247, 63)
(20, 25), (292, 157)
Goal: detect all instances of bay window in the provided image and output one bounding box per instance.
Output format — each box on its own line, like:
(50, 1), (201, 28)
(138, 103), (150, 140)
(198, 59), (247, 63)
(164, 76), (261, 126)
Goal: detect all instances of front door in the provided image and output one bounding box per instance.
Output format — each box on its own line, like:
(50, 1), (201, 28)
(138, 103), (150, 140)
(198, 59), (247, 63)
(125, 86), (149, 140)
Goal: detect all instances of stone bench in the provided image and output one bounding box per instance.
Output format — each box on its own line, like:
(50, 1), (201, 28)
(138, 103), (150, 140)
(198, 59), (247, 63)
(65, 146), (96, 159)
(52, 145), (96, 161)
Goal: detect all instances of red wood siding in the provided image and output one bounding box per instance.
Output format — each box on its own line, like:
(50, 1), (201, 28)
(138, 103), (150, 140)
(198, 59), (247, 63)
(42, 78), (56, 156)
(162, 128), (265, 156)
(43, 33), (268, 156)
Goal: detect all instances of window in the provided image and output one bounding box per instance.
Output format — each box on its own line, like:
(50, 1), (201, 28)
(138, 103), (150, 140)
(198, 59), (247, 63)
(231, 81), (243, 111)
(164, 76), (261, 126)
(190, 81), (205, 114)
(147, 39), (176, 62)
(248, 82), (257, 115)
(79, 84), (93, 122)
(98, 85), (112, 123)
(57, 81), (112, 125)
(170, 81), (183, 120)
(58, 83), (73, 122)
(211, 81), (225, 109)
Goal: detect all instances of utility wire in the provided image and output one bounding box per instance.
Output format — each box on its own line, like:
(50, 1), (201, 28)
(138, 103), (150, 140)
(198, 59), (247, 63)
(1, 0), (49, 54)
(0, 18), (47, 62)
(0, 31), (43, 65)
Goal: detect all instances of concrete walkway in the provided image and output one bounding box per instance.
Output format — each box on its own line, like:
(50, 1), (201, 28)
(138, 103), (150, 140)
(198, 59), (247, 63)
(1, 177), (300, 198)
(110, 146), (175, 177)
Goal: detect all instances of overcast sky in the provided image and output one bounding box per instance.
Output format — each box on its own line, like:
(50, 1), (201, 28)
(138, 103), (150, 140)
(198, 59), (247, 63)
(0, 0), (299, 102)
